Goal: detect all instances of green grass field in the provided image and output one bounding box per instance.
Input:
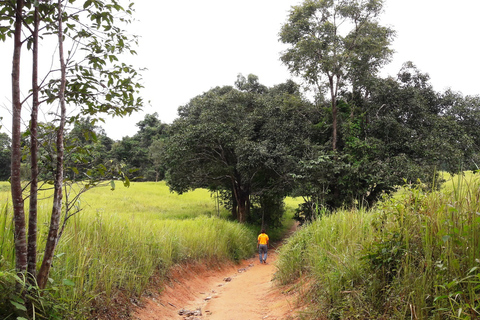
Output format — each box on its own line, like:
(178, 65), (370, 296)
(1, 181), (299, 319)
(276, 171), (480, 319)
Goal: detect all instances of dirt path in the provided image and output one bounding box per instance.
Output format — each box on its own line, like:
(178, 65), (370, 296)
(200, 250), (296, 320)
(134, 225), (301, 320)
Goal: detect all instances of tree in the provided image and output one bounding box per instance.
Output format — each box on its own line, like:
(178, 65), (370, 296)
(440, 90), (480, 170)
(289, 61), (479, 216)
(110, 113), (169, 181)
(279, 0), (394, 150)
(3, 0), (143, 300)
(148, 140), (166, 182)
(135, 112), (169, 148)
(278, 0), (399, 213)
(162, 75), (314, 224)
(367, 63), (478, 174)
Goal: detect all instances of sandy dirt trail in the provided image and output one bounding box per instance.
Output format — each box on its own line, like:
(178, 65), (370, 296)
(134, 227), (300, 320)
(201, 251), (295, 320)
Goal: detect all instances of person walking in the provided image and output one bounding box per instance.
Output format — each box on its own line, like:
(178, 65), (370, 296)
(257, 229), (269, 264)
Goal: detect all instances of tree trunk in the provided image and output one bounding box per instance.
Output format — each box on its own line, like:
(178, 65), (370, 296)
(27, 4), (40, 282)
(231, 190), (238, 220)
(37, 0), (67, 289)
(232, 182), (249, 223)
(11, 0), (27, 278)
(329, 75), (338, 151)
(237, 197), (247, 223)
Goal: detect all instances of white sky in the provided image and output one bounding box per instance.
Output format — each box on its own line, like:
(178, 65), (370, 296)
(0, 0), (479, 140)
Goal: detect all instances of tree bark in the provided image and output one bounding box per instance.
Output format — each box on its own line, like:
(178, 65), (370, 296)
(237, 197), (247, 223)
(231, 189), (238, 220)
(329, 75), (338, 151)
(11, 0), (27, 278)
(232, 182), (249, 223)
(37, 0), (67, 289)
(27, 4), (40, 282)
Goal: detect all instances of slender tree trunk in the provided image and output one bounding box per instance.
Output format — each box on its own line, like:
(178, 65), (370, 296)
(231, 191), (238, 220)
(27, 4), (40, 283)
(37, 0), (67, 289)
(329, 75), (338, 151)
(328, 75), (341, 205)
(245, 193), (251, 219)
(11, 0), (27, 278)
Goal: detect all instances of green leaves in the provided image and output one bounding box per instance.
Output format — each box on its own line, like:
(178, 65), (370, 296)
(62, 279), (75, 286)
(0, 3), (15, 41)
(163, 75), (313, 223)
(10, 300), (27, 312)
(11, 0), (144, 119)
(280, 0), (394, 151)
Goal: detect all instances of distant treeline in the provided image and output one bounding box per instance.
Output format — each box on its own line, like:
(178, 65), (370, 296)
(1, 68), (480, 225)
(0, 113), (168, 183)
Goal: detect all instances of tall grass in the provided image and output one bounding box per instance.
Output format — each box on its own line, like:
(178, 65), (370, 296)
(0, 181), (256, 319)
(0, 200), (13, 268)
(276, 172), (480, 319)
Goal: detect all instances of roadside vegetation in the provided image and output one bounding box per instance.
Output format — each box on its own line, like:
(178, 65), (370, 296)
(276, 172), (480, 319)
(2, 0), (480, 319)
(0, 181), (280, 319)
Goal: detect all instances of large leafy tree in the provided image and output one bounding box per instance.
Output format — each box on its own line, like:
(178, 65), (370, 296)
(162, 75), (314, 224)
(440, 90), (480, 170)
(290, 61), (479, 216)
(2, 0), (143, 298)
(367, 63), (479, 174)
(279, 0), (394, 150)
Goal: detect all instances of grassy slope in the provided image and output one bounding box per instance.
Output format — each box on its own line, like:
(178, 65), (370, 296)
(1, 181), (299, 319)
(276, 172), (480, 319)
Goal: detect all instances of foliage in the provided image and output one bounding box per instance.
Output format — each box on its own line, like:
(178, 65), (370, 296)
(0, 182), (258, 318)
(162, 74), (315, 224)
(276, 172), (480, 319)
(110, 113), (169, 181)
(278, 0), (466, 212)
(280, 0), (395, 150)
(290, 63), (476, 212)
(3, 0), (144, 302)
(0, 270), (73, 320)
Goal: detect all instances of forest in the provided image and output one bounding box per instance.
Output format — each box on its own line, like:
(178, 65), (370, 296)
(1, 0), (480, 319)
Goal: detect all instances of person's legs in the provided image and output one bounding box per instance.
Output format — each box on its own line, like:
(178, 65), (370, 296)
(259, 244), (267, 263)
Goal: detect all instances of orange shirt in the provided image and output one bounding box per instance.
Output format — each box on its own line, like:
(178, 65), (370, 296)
(258, 233), (269, 245)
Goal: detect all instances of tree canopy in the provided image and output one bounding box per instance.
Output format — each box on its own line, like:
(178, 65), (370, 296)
(280, 0), (395, 150)
(162, 74), (316, 224)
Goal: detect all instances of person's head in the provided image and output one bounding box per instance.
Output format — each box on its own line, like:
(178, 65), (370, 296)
(261, 229), (266, 234)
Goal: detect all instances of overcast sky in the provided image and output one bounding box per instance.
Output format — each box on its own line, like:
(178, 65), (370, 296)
(1, 0), (479, 140)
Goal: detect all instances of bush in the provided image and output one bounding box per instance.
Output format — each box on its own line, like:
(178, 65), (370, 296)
(0, 271), (75, 320)
(276, 172), (480, 319)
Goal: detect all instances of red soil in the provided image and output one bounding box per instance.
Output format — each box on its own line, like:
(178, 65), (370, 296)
(133, 225), (303, 320)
